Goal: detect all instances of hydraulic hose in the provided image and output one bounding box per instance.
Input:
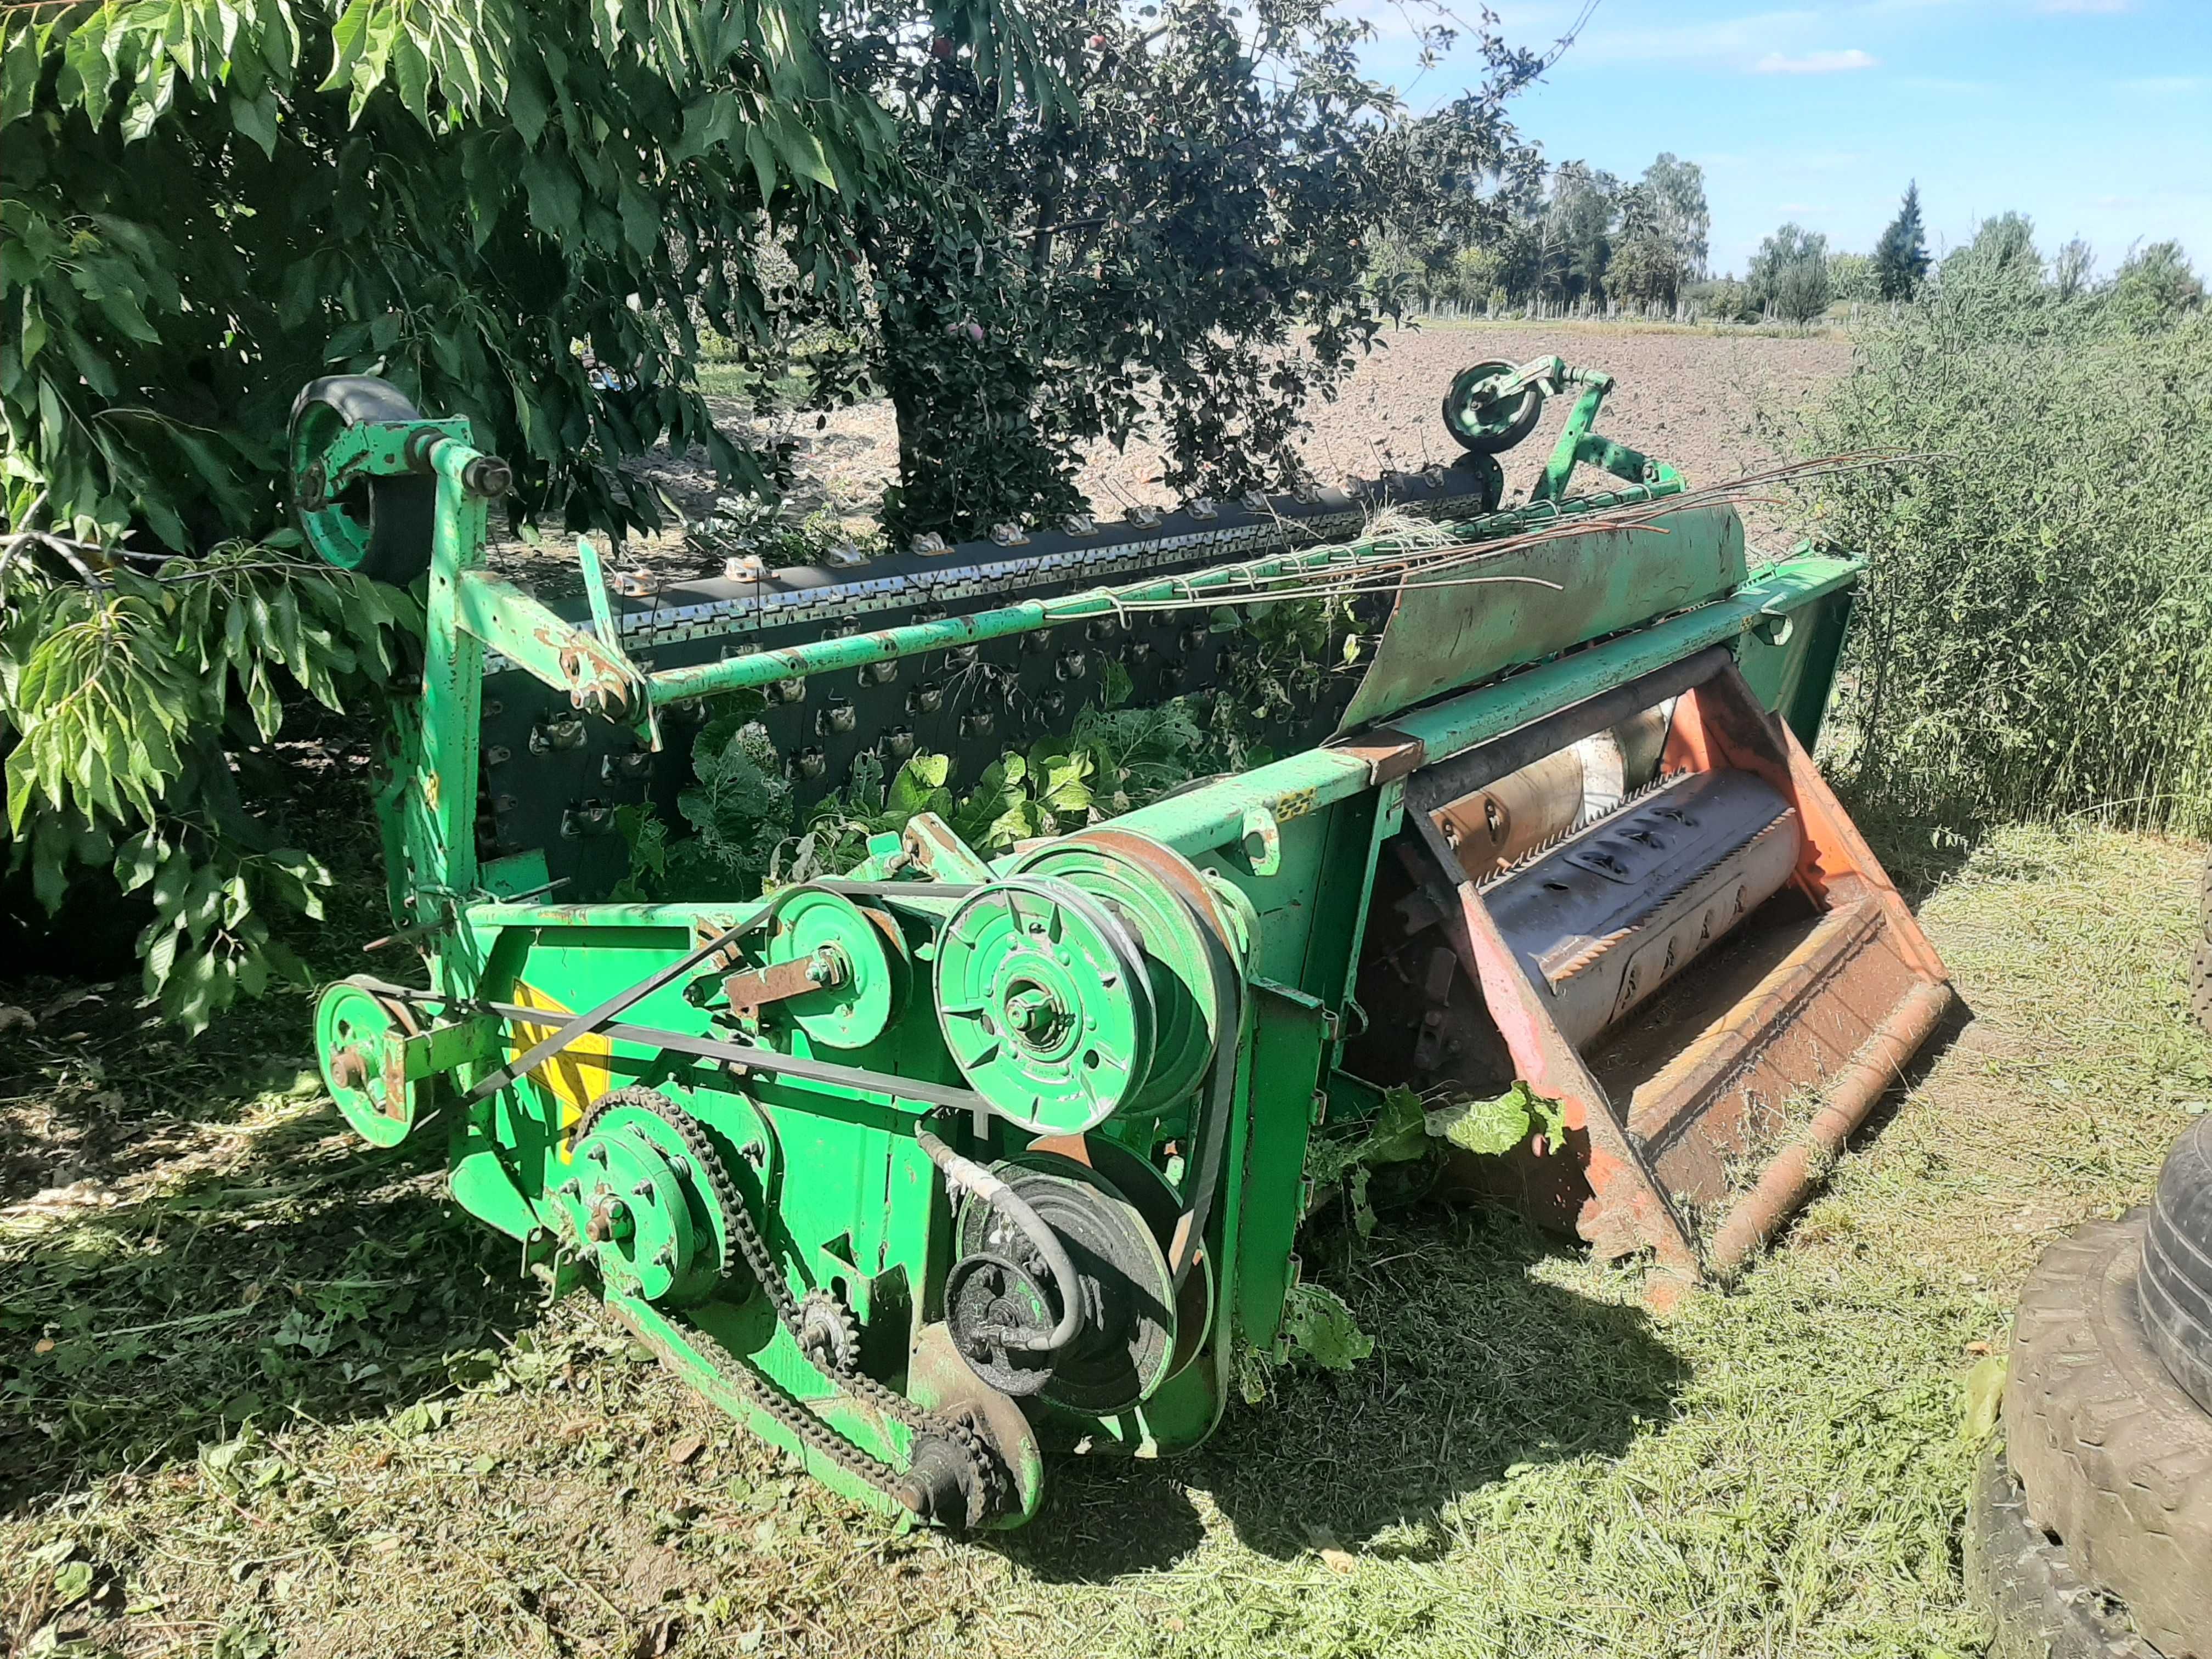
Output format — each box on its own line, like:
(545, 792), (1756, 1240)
(914, 1125), (1084, 1355)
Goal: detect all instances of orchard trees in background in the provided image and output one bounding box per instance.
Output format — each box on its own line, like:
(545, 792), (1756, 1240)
(1748, 224), (1832, 324)
(1377, 149), (1708, 315)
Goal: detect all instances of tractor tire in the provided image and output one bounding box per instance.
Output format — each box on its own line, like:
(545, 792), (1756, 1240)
(2141, 1116), (2212, 1417)
(1965, 1447), (2168, 1659)
(2004, 1213), (2212, 1659)
(2193, 853), (2212, 1035)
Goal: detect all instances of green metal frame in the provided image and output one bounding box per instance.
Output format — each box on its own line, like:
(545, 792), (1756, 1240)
(306, 362), (1864, 1527)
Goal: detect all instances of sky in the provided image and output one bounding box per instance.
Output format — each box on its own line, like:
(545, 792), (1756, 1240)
(1352, 0), (2212, 276)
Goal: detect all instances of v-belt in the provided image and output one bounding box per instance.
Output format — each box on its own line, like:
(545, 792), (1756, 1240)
(461, 879), (980, 1104)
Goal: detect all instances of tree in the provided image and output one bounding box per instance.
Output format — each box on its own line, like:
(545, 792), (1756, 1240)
(1748, 223), (1831, 324)
(1604, 185), (1678, 310)
(1827, 252), (1881, 304)
(1872, 182), (1930, 301)
(2111, 239), (2205, 329)
(0, 0), (1058, 1025)
(1640, 153), (1709, 281)
(1544, 160), (1620, 305)
(850, 0), (1547, 538)
(1949, 212), (2040, 283)
(2051, 238), (2097, 301)
(1, 0), (1058, 550)
(1603, 156), (1707, 312)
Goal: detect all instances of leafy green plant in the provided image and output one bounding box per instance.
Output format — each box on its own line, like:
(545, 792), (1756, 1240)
(1801, 247), (2212, 836)
(614, 704), (794, 903)
(0, 539), (415, 1029)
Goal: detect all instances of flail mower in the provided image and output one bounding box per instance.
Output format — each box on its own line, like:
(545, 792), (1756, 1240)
(299, 356), (1950, 1528)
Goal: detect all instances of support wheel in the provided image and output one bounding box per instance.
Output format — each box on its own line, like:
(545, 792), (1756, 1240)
(1442, 360), (1544, 455)
(289, 376), (437, 585)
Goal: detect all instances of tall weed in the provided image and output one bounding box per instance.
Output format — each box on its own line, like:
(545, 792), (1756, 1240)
(1801, 260), (2212, 833)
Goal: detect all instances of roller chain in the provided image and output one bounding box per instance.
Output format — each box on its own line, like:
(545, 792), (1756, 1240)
(576, 1086), (1001, 1527)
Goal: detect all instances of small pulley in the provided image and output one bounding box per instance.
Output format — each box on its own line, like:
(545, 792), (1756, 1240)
(724, 887), (906, 1050)
(315, 975), (428, 1147)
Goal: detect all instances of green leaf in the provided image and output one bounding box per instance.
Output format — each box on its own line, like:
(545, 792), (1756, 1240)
(230, 88), (279, 156)
(1277, 1284), (1372, 1372)
(1962, 1354), (2006, 1443)
(1430, 1082), (1542, 1156)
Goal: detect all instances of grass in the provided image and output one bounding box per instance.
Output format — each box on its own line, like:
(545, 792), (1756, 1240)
(3, 817), (2206, 1658)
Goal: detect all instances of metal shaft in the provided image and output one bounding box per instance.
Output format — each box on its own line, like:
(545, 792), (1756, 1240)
(642, 478), (1684, 707)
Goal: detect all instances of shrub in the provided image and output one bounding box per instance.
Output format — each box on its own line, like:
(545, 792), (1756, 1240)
(1802, 257), (2212, 835)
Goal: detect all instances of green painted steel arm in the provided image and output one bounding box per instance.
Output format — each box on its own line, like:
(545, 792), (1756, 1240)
(454, 568), (652, 725)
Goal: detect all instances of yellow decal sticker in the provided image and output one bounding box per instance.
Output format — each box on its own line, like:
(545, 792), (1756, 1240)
(507, 980), (616, 1160)
(1273, 787), (1318, 823)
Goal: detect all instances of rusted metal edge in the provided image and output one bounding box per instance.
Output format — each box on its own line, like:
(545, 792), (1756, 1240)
(1705, 978), (1954, 1274)
(1621, 895), (1888, 1152)
(1406, 810), (1701, 1275)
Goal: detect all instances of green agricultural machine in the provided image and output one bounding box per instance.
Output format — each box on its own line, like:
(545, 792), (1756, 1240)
(300, 357), (1951, 1528)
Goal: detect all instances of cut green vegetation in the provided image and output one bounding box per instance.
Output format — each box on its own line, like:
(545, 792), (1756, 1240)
(4, 815), (2203, 1657)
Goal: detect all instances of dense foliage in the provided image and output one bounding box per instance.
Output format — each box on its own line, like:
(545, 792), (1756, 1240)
(0, 0), (1053, 548)
(0, 537), (415, 1028)
(0, 0), (1053, 1024)
(840, 0), (1548, 539)
(1804, 224), (2212, 836)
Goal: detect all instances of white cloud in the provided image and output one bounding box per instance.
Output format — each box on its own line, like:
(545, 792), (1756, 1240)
(1754, 47), (1880, 72)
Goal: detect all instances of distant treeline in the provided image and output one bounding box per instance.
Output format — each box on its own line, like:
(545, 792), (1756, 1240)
(1369, 165), (2204, 329)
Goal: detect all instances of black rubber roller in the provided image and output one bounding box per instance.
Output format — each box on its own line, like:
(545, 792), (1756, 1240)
(288, 376), (438, 585)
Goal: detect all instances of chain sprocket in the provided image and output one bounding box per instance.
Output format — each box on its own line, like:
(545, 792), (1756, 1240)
(572, 1086), (1002, 1528)
(797, 1289), (862, 1376)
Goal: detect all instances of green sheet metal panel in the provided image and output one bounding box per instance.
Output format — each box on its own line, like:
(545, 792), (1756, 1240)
(1335, 504), (1749, 732)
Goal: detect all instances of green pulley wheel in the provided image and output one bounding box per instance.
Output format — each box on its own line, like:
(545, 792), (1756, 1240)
(749, 887), (906, 1050)
(1012, 833), (1231, 1119)
(315, 975), (424, 1148)
(934, 876), (1156, 1134)
(555, 1094), (741, 1306)
(1442, 359), (1545, 455)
